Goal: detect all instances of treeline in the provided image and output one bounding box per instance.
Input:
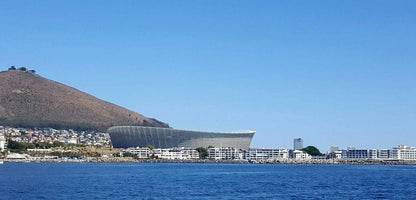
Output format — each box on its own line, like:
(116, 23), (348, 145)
(7, 66), (36, 73)
(7, 140), (85, 153)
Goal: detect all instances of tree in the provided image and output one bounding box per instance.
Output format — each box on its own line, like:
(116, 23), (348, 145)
(122, 152), (134, 157)
(196, 147), (208, 159)
(6, 140), (35, 152)
(8, 66), (16, 70)
(207, 145), (215, 149)
(18, 67), (27, 71)
(7, 140), (21, 150)
(301, 146), (323, 156)
(150, 154), (158, 159)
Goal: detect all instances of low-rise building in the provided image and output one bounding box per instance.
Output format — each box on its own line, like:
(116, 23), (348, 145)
(345, 148), (377, 160)
(245, 148), (289, 161)
(6, 153), (30, 160)
(123, 147), (199, 160)
(123, 147), (151, 159)
(392, 145), (416, 160)
(0, 137), (5, 152)
(0, 126), (5, 152)
(27, 149), (53, 153)
(333, 150), (343, 159)
(377, 149), (393, 160)
(292, 150), (311, 160)
(154, 148), (199, 160)
(208, 147), (242, 160)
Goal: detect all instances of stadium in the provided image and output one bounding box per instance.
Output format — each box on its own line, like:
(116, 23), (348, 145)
(108, 126), (255, 150)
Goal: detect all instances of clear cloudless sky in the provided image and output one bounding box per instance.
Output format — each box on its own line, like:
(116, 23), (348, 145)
(1, 1), (415, 151)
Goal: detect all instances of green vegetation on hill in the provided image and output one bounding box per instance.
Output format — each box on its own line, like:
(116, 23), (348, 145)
(301, 146), (323, 156)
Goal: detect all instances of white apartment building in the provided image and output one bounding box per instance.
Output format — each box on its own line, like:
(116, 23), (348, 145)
(292, 150), (311, 160)
(27, 149), (53, 153)
(0, 138), (5, 152)
(392, 145), (416, 160)
(181, 148), (200, 160)
(332, 150), (343, 159)
(208, 147), (243, 160)
(245, 148), (289, 161)
(123, 147), (199, 160)
(153, 149), (183, 160)
(154, 148), (199, 160)
(122, 147), (151, 159)
(0, 126), (5, 152)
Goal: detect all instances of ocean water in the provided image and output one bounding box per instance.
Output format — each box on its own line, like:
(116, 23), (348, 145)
(1, 163), (416, 199)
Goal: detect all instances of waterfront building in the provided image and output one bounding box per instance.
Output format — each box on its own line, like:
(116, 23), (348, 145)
(0, 139), (5, 152)
(345, 148), (377, 160)
(244, 148), (289, 161)
(292, 150), (311, 160)
(108, 126), (255, 150)
(27, 149), (53, 153)
(377, 149), (393, 160)
(6, 153), (30, 160)
(330, 146), (339, 153)
(122, 147), (199, 160)
(152, 148), (182, 160)
(180, 148), (200, 160)
(153, 147), (199, 160)
(123, 147), (151, 159)
(392, 145), (416, 160)
(208, 147), (243, 160)
(332, 150), (343, 159)
(0, 126), (5, 152)
(293, 138), (303, 150)
(311, 155), (327, 160)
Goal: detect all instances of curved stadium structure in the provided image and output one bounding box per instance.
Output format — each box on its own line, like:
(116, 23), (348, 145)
(108, 126), (255, 150)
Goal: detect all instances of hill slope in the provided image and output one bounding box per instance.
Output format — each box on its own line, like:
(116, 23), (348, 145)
(0, 70), (168, 131)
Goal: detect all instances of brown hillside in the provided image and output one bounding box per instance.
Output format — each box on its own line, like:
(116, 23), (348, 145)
(0, 70), (169, 131)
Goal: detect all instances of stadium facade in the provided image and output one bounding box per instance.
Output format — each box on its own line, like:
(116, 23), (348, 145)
(108, 126), (255, 150)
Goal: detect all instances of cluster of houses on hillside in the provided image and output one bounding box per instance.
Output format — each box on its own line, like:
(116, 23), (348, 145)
(1, 126), (111, 147)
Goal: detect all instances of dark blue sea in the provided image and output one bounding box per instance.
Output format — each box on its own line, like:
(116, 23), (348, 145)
(1, 163), (416, 199)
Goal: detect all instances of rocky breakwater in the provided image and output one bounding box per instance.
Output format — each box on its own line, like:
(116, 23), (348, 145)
(88, 157), (139, 163)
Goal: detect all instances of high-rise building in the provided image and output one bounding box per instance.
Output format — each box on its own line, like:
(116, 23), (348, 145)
(330, 146), (339, 153)
(293, 138), (303, 150)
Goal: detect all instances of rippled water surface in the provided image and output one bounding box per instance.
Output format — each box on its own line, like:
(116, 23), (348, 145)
(1, 163), (416, 199)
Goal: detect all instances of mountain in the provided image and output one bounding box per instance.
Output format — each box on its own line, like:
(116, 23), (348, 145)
(0, 69), (169, 131)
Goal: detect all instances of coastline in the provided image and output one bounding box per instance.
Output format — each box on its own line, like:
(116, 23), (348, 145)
(2, 158), (416, 165)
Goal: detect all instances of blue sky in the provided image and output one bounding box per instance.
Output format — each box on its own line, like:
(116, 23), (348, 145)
(1, 1), (415, 151)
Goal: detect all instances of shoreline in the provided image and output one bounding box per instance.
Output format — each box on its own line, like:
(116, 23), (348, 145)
(2, 158), (416, 165)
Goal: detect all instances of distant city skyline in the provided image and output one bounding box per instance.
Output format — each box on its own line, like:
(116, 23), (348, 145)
(1, 1), (416, 151)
